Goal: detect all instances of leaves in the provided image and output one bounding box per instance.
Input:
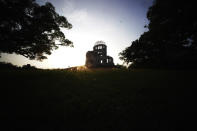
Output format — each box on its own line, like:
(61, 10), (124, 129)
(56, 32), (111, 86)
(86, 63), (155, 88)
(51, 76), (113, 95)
(120, 0), (197, 68)
(0, 0), (73, 61)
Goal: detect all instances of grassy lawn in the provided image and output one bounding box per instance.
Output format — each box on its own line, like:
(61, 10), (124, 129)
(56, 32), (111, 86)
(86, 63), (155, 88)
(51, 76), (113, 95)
(0, 69), (196, 130)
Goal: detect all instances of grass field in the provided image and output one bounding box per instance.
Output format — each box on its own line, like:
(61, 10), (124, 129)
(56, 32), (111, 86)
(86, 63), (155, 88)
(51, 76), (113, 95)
(0, 68), (196, 130)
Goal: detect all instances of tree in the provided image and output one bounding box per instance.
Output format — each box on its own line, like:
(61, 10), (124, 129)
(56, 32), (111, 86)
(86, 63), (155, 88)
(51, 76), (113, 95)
(22, 64), (37, 69)
(0, 0), (73, 60)
(0, 62), (19, 70)
(120, 0), (197, 68)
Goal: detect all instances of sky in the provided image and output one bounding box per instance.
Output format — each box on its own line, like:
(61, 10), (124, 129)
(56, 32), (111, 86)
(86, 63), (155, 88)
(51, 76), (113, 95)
(0, 0), (153, 69)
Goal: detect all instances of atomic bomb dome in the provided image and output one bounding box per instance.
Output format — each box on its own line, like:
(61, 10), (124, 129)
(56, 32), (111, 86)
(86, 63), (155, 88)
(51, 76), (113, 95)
(94, 41), (106, 46)
(85, 41), (114, 68)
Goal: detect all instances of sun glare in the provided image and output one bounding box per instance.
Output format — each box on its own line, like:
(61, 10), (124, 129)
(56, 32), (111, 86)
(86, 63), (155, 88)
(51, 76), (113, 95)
(0, 0), (152, 69)
(47, 47), (85, 68)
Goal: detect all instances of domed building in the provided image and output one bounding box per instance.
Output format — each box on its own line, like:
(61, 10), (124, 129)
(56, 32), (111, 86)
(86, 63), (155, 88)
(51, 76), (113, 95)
(85, 41), (114, 68)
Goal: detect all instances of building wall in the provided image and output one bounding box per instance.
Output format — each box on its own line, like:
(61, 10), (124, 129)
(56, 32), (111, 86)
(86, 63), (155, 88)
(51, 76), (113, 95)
(85, 44), (114, 68)
(93, 44), (107, 57)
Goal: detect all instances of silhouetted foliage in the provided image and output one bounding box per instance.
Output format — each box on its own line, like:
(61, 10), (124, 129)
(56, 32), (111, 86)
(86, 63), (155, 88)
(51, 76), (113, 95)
(0, 0), (73, 61)
(115, 64), (127, 69)
(0, 62), (38, 70)
(120, 0), (197, 68)
(22, 64), (37, 69)
(0, 62), (19, 69)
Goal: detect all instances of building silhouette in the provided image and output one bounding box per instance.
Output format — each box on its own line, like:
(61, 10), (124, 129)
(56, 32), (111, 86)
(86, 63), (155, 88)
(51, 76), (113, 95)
(85, 41), (114, 68)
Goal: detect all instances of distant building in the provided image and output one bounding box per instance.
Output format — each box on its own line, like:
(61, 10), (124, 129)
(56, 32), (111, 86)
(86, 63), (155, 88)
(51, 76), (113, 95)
(85, 41), (114, 68)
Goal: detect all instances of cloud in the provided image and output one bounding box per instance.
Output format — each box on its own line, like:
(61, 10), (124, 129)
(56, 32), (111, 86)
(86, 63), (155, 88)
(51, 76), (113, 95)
(36, 0), (76, 16)
(47, 0), (89, 25)
(60, 0), (76, 15)
(36, 0), (48, 5)
(68, 9), (88, 23)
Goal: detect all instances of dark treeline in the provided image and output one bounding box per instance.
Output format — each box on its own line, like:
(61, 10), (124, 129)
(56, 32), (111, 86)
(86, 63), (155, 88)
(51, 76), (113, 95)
(0, 62), (37, 70)
(120, 0), (197, 69)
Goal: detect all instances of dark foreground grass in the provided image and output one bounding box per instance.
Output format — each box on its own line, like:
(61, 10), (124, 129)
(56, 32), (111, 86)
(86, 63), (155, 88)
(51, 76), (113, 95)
(0, 69), (196, 130)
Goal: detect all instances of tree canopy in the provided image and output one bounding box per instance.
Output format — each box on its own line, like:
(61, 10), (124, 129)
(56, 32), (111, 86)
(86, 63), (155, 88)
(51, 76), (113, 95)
(0, 0), (73, 60)
(120, 0), (197, 68)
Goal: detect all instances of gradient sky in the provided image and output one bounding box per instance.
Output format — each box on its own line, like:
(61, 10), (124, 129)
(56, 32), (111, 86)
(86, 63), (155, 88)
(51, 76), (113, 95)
(0, 0), (153, 68)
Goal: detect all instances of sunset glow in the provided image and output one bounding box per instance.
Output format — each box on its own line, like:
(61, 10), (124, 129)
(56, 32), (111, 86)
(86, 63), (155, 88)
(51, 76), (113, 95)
(0, 0), (153, 69)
